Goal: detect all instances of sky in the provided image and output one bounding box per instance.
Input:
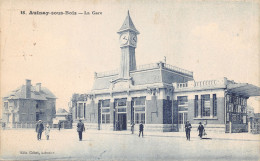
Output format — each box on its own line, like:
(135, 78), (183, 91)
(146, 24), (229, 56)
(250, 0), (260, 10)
(1, 0), (259, 112)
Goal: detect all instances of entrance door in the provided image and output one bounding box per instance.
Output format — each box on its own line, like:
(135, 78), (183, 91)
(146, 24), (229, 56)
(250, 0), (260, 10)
(117, 114), (127, 130)
(178, 112), (188, 132)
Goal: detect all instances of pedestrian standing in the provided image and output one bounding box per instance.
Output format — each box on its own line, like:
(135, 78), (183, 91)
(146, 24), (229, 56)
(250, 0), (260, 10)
(131, 122), (135, 134)
(116, 121), (119, 131)
(197, 122), (204, 139)
(45, 123), (50, 140)
(139, 122), (144, 137)
(185, 120), (192, 141)
(77, 119), (85, 141)
(58, 122), (61, 131)
(2, 122), (6, 130)
(35, 120), (44, 140)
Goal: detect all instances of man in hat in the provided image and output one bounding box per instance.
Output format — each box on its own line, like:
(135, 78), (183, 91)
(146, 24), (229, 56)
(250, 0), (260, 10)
(185, 120), (192, 141)
(35, 120), (44, 140)
(139, 122), (144, 137)
(77, 119), (85, 141)
(197, 122), (204, 139)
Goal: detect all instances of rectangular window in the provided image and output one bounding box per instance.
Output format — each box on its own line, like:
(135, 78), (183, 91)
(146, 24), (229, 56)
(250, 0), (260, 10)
(135, 113), (139, 124)
(141, 113), (145, 123)
(201, 94), (210, 117)
(213, 94), (217, 117)
(101, 99), (110, 124)
(194, 95), (198, 117)
(135, 107), (145, 112)
(117, 98), (127, 106)
(102, 114), (110, 124)
(229, 95), (233, 103)
(4, 102), (8, 110)
(106, 114), (110, 123)
(135, 97), (146, 106)
(134, 113), (145, 124)
(229, 104), (233, 112)
(102, 99), (110, 107)
(177, 96), (188, 111)
(84, 103), (86, 118)
(78, 103), (84, 118)
(118, 108), (126, 113)
(14, 101), (17, 108)
(226, 95), (230, 103)
(75, 106), (77, 119)
(177, 96), (188, 105)
(102, 114), (105, 123)
(102, 108), (110, 113)
(243, 116), (246, 124)
(133, 97), (146, 124)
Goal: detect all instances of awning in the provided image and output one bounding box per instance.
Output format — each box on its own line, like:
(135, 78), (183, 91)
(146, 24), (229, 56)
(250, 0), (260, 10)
(227, 83), (260, 97)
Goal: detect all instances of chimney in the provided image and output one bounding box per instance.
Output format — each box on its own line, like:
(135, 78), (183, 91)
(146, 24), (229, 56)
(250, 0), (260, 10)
(26, 79), (31, 98)
(36, 83), (41, 92)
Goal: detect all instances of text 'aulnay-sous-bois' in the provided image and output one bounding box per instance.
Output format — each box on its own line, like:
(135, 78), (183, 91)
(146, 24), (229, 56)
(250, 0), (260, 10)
(20, 11), (102, 16)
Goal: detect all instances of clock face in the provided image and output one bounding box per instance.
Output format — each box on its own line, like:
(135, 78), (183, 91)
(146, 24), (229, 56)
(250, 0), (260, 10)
(130, 34), (137, 46)
(120, 33), (129, 45)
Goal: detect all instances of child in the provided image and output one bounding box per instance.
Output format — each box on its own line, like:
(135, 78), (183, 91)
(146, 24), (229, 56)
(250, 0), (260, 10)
(45, 123), (50, 140)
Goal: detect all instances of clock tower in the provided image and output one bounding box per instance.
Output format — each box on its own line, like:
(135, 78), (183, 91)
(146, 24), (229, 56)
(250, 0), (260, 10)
(117, 11), (139, 79)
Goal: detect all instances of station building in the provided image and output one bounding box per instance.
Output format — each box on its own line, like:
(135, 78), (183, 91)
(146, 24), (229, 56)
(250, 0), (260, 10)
(70, 12), (260, 133)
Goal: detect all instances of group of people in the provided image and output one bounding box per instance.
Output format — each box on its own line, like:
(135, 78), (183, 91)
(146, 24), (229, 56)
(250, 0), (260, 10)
(36, 119), (205, 141)
(35, 119), (85, 141)
(185, 121), (206, 141)
(76, 120), (144, 141)
(131, 122), (144, 137)
(35, 120), (50, 140)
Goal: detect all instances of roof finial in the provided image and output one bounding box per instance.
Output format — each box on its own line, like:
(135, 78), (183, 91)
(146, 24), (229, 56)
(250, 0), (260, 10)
(127, 10), (130, 16)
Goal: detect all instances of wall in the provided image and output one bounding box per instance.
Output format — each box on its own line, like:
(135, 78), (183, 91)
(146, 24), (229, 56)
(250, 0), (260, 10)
(174, 89), (225, 125)
(18, 100), (35, 122)
(163, 99), (172, 124)
(146, 96), (163, 124)
(45, 98), (56, 122)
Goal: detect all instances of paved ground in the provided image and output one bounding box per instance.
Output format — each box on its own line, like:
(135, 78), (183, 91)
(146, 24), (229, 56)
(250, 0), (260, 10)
(1, 129), (259, 161)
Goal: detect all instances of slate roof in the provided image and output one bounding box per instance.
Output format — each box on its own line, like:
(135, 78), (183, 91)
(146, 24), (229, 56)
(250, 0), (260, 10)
(56, 108), (69, 115)
(92, 63), (194, 91)
(118, 11), (139, 34)
(3, 85), (56, 100)
(92, 75), (118, 90)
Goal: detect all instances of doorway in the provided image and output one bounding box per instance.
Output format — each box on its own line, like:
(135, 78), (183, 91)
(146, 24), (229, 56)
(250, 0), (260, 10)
(178, 112), (188, 132)
(117, 113), (127, 130)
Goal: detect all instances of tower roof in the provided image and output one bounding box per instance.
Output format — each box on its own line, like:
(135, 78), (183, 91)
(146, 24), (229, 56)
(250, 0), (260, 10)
(118, 11), (139, 34)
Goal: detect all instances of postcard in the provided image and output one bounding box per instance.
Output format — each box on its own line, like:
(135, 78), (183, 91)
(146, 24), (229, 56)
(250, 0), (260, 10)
(1, 0), (259, 160)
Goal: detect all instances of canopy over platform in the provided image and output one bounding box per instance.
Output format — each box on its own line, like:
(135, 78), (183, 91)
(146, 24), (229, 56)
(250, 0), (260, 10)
(227, 83), (260, 97)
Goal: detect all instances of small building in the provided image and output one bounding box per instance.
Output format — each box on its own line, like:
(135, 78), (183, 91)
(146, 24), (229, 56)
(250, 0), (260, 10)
(53, 108), (72, 129)
(248, 113), (260, 134)
(2, 79), (56, 128)
(70, 11), (260, 133)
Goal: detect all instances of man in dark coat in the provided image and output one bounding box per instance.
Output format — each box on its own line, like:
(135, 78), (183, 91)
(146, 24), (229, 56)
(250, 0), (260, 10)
(77, 119), (85, 141)
(58, 122), (61, 131)
(139, 122), (144, 137)
(35, 120), (44, 140)
(197, 122), (204, 139)
(185, 120), (192, 141)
